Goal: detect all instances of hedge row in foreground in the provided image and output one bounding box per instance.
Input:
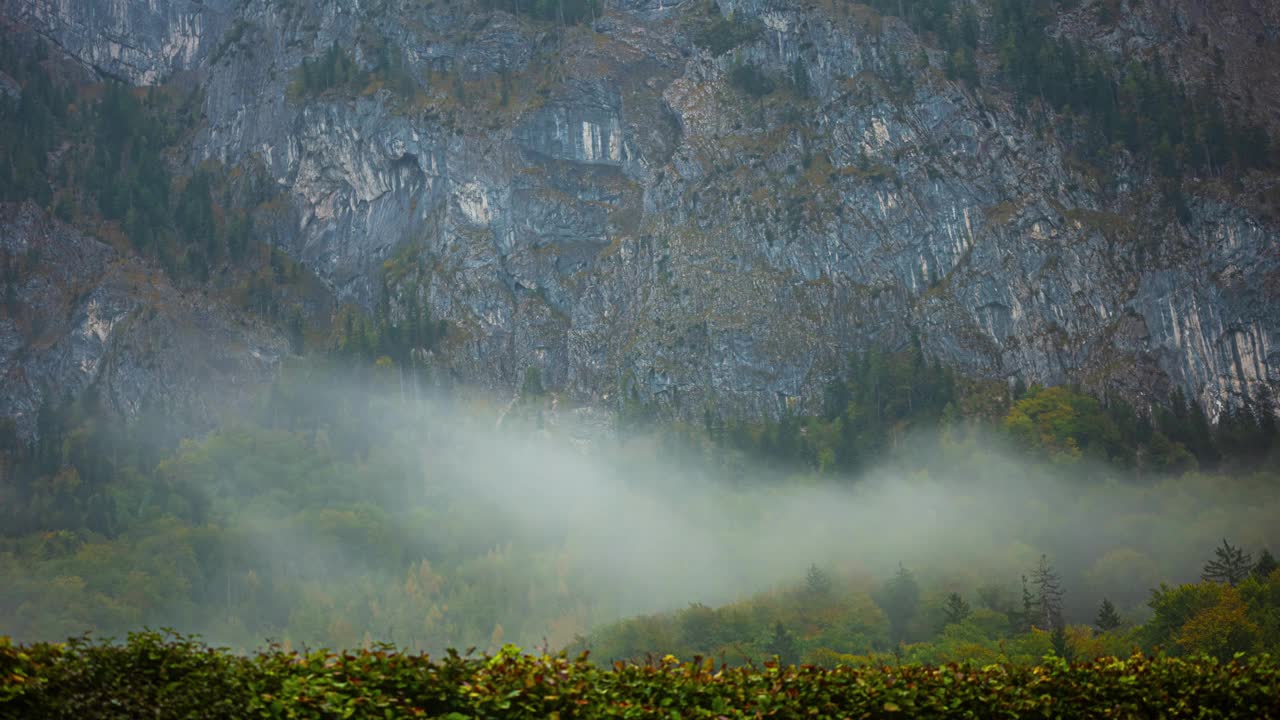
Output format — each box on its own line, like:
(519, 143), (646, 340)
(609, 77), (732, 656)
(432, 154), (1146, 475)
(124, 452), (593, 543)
(3, 632), (1279, 719)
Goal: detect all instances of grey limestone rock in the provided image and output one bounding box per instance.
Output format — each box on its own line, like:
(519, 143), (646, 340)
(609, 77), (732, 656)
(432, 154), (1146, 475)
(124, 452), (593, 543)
(0, 202), (287, 438)
(4, 0), (1278, 428)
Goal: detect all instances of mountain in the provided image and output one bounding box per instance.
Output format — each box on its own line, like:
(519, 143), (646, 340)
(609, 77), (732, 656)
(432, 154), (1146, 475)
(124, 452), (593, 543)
(2, 0), (1278, 435)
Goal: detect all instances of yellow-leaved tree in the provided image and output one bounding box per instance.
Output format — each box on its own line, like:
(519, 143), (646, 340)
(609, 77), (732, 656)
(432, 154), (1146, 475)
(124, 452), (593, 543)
(1176, 585), (1259, 660)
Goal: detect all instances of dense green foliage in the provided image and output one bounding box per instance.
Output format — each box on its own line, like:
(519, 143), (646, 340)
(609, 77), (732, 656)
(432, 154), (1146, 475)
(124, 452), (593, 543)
(0, 360), (605, 652)
(4, 632), (1280, 719)
(582, 555), (1280, 669)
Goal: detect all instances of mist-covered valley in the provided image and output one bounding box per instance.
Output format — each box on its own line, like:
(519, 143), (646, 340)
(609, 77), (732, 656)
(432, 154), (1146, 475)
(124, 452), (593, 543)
(3, 357), (1278, 666)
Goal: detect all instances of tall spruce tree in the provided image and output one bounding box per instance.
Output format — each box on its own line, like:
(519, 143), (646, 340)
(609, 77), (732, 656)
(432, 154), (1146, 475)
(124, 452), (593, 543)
(1031, 554), (1065, 630)
(1095, 598), (1122, 632)
(1050, 624), (1071, 659)
(765, 621), (799, 665)
(942, 592), (972, 626)
(805, 563), (832, 596)
(1012, 575), (1035, 634)
(1254, 548), (1278, 579)
(1202, 538), (1253, 586)
(878, 563), (920, 645)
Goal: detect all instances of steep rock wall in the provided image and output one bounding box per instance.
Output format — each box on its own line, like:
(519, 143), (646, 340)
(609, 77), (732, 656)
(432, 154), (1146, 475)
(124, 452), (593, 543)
(5, 0), (1278, 423)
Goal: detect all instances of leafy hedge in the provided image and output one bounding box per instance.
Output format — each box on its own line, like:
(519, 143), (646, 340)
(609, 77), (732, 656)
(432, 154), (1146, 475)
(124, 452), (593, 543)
(3, 632), (1279, 718)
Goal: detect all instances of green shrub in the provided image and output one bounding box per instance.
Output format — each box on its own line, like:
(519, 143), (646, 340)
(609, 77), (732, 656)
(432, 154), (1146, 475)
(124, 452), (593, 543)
(1, 631), (254, 719)
(4, 632), (1280, 719)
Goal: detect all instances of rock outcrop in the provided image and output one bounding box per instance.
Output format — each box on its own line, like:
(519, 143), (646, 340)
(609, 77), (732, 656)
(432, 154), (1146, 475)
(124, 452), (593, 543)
(0, 202), (286, 437)
(3, 0), (1278, 426)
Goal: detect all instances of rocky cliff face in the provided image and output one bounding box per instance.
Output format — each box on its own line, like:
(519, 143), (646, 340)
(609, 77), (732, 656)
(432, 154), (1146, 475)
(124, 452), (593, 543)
(3, 0), (1278, 426)
(0, 0), (230, 84)
(0, 202), (286, 438)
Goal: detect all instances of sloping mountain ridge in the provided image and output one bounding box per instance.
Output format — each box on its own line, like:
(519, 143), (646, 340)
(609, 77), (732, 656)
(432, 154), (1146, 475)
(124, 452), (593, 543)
(1, 0), (1278, 432)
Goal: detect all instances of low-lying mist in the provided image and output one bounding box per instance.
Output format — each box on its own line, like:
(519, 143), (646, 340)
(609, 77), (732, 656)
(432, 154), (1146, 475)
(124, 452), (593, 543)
(4, 373), (1278, 657)
(227, 381), (1280, 648)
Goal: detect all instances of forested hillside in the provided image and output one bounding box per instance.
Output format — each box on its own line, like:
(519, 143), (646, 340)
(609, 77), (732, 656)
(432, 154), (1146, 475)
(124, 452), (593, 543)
(2, 344), (1279, 655)
(581, 542), (1280, 667)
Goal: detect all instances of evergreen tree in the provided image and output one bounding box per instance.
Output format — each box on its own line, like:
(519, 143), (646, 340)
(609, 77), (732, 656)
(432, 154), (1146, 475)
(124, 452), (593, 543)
(1255, 386), (1278, 442)
(791, 57), (811, 98)
(287, 307), (305, 355)
(1202, 538), (1253, 586)
(1031, 554), (1065, 630)
(521, 366), (545, 398)
(941, 592), (971, 625)
(1012, 575), (1035, 634)
(1095, 598), (1122, 632)
(1050, 623), (1071, 659)
(805, 563), (832, 596)
(878, 563), (920, 645)
(975, 584), (1009, 613)
(823, 378), (850, 421)
(679, 603), (718, 651)
(765, 621), (798, 665)
(1187, 399), (1218, 465)
(1254, 548), (1278, 579)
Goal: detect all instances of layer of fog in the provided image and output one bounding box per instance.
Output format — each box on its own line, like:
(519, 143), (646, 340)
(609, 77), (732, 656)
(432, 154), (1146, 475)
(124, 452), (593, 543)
(249, 385), (1280, 641)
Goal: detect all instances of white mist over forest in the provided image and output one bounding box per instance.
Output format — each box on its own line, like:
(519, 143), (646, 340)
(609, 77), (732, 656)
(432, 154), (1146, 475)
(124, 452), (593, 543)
(174, 378), (1279, 654)
(4, 359), (1279, 659)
